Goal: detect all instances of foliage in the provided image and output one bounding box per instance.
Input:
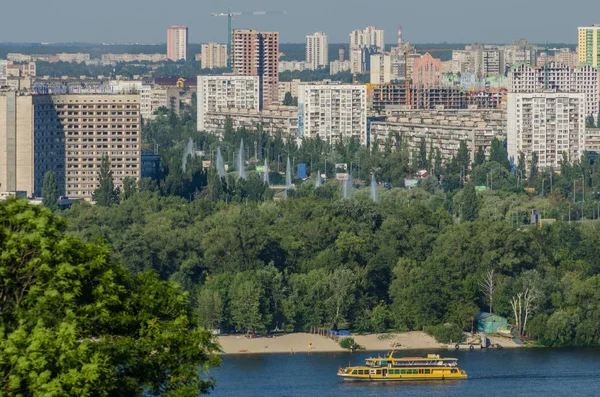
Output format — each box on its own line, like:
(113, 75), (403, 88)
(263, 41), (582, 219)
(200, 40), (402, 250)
(93, 154), (120, 206)
(339, 337), (363, 351)
(424, 324), (467, 344)
(0, 199), (220, 396)
(41, 171), (59, 211)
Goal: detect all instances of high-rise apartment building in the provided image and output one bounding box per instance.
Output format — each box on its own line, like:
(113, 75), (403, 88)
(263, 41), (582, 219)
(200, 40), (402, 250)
(509, 63), (599, 117)
(167, 25), (188, 61)
(503, 39), (538, 68)
(508, 92), (586, 170)
(349, 26), (385, 52)
(370, 54), (392, 85)
(231, 29), (279, 109)
(0, 92), (141, 198)
(298, 84), (367, 145)
(306, 32), (328, 70)
(412, 53), (442, 89)
(578, 25), (600, 68)
(200, 43), (228, 69)
(196, 75), (260, 131)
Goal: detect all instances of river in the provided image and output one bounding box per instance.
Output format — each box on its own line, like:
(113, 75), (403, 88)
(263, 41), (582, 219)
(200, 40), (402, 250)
(210, 348), (600, 396)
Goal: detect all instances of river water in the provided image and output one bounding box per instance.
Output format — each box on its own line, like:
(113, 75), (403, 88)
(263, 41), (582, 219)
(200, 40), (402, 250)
(210, 348), (600, 396)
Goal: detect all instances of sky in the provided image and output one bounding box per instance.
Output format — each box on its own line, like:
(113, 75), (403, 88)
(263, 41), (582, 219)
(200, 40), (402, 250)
(0, 0), (596, 44)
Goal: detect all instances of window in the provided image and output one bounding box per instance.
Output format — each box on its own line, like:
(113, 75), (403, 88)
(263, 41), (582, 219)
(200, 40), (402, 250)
(424, 369), (431, 374)
(351, 370), (357, 375)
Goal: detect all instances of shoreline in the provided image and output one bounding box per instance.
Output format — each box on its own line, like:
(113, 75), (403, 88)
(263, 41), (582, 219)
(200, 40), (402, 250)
(216, 331), (522, 355)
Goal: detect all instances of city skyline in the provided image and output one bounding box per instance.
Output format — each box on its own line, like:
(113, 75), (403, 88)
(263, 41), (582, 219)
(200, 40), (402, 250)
(1, 0), (597, 44)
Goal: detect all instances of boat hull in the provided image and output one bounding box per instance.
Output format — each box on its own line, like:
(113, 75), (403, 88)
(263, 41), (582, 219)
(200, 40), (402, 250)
(339, 375), (468, 382)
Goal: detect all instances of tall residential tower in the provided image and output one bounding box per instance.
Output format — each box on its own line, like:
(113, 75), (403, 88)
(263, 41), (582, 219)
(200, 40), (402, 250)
(306, 32), (329, 70)
(167, 25), (188, 61)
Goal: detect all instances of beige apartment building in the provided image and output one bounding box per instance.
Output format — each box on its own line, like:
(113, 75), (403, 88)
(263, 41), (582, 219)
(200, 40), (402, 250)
(578, 25), (600, 68)
(200, 43), (228, 69)
(0, 92), (141, 199)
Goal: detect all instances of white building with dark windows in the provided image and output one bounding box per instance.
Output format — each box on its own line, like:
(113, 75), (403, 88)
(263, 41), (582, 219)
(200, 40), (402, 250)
(306, 32), (328, 70)
(297, 84), (367, 145)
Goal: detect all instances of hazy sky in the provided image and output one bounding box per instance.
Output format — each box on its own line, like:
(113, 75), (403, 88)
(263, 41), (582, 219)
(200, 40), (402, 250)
(1, 0), (596, 44)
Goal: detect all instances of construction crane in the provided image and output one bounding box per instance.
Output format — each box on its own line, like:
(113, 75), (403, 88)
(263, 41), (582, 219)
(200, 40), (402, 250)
(211, 8), (286, 70)
(404, 47), (453, 105)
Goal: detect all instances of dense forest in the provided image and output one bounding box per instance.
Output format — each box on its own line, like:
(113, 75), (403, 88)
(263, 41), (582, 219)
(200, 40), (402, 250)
(46, 107), (600, 348)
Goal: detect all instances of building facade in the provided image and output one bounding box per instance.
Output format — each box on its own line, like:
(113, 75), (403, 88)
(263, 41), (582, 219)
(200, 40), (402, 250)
(412, 53), (442, 89)
(306, 32), (329, 70)
(167, 25), (188, 61)
(509, 63), (599, 117)
(298, 84), (367, 145)
(370, 54), (392, 85)
(231, 29), (279, 109)
(0, 92), (141, 199)
(349, 26), (385, 52)
(101, 53), (167, 64)
(201, 106), (298, 137)
(200, 43), (228, 69)
(196, 75), (260, 131)
(330, 60), (351, 75)
(578, 25), (600, 68)
(503, 39), (537, 68)
(507, 91), (586, 170)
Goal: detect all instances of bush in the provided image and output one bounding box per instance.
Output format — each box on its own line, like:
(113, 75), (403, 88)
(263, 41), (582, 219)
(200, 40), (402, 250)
(425, 323), (466, 344)
(339, 337), (364, 351)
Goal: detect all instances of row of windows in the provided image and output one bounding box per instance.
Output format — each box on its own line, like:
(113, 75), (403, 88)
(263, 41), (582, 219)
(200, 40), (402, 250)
(351, 369), (432, 375)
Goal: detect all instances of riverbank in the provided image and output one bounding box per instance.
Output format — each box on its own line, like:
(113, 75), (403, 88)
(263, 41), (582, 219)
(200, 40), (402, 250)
(217, 331), (521, 354)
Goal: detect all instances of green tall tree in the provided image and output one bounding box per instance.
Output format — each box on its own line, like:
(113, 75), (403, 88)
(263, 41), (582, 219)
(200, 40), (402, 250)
(529, 152), (539, 187)
(456, 141), (471, 175)
(41, 171), (59, 211)
(417, 137), (428, 169)
(282, 92), (298, 106)
(461, 182), (478, 221)
(474, 146), (486, 167)
(93, 154), (120, 206)
(517, 152), (527, 181)
(122, 176), (137, 200)
(0, 199), (220, 396)
(489, 138), (511, 170)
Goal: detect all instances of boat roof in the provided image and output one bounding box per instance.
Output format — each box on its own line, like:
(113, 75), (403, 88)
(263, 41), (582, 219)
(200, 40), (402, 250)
(367, 353), (458, 361)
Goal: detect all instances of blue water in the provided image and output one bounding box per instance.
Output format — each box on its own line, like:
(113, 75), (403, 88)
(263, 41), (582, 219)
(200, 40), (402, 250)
(209, 348), (600, 396)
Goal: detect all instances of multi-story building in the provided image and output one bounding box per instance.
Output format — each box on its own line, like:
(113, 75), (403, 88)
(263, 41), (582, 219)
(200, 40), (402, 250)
(201, 106), (298, 137)
(507, 91), (586, 170)
(349, 26), (385, 53)
(167, 25), (188, 61)
(231, 29), (279, 109)
(370, 54), (392, 85)
(200, 43), (228, 69)
(0, 61), (7, 85)
(306, 32), (328, 70)
(279, 61), (313, 72)
(297, 84), (367, 145)
(578, 25), (600, 67)
(330, 60), (351, 75)
(453, 45), (505, 75)
(509, 63), (599, 117)
(551, 49), (579, 68)
(503, 39), (537, 68)
(101, 53), (167, 64)
(49, 53), (91, 63)
(412, 53), (442, 89)
(451, 50), (474, 74)
(196, 75), (260, 131)
(370, 108), (507, 164)
(6, 62), (36, 78)
(278, 79), (301, 104)
(0, 92), (141, 199)
(140, 85), (182, 120)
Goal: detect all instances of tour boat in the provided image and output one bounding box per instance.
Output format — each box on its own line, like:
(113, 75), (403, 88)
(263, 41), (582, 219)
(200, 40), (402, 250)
(337, 352), (468, 381)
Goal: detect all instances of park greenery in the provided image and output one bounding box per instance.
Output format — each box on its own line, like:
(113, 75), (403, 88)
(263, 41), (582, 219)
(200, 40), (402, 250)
(38, 108), (600, 350)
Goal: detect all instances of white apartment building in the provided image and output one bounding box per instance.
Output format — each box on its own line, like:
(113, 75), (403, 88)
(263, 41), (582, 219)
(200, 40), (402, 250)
(101, 53), (167, 64)
(349, 47), (363, 74)
(349, 26), (385, 52)
(509, 63), (599, 117)
(330, 60), (351, 75)
(197, 75), (260, 131)
(167, 26), (188, 61)
(306, 32), (329, 70)
(0, 60), (7, 85)
(507, 92), (586, 171)
(298, 84), (367, 145)
(200, 43), (228, 69)
(370, 54), (392, 85)
(503, 39), (537, 68)
(279, 61), (313, 72)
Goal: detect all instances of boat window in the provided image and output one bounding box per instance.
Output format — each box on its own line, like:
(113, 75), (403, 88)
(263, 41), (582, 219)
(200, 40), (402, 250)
(376, 370), (382, 375)
(400, 370), (407, 374)
(451, 369), (457, 374)
(424, 369), (431, 374)
(418, 369), (423, 374)
(381, 361), (387, 366)
(352, 370), (357, 375)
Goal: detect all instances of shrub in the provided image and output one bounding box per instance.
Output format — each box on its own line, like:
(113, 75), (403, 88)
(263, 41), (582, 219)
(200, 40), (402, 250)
(425, 323), (466, 344)
(339, 337), (364, 351)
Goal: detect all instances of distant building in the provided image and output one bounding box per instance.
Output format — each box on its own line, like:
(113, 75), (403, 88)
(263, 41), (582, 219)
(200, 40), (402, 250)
(201, 106), (298, 137)
(278, 79), (301, 104)
(298, 84), (367, 145)
(370, 54), (392, 85)
(232, 29), (279, 109)
(412, 53), (442, 89)
(508, 91), (586, 170)
(349, 26), (385, 53)
(200, 43), (227, 69)
(196, 75), (260, 131)
(279, 61), (313, 72)
(6, 62), (36, 78)
(50, 53), (90, 63)
(101, 53), (167, 64)
(0, 92), (141, 199)
(167, 25), (188, 61)
(330, 60), (351, 75)
(306, 32), (328, 69)
(578, 25), (600, 67)
(503, 39), (537, 68)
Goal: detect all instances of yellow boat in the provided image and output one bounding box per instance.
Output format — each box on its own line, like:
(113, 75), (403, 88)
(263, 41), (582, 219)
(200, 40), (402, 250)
(337, 352), (468, 382)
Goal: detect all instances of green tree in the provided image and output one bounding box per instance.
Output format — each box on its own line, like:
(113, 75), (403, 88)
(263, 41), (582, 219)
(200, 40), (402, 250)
(456, 141), (470, 174)
(93, 154), (120, 206)
(122, 176), (137, 200)
(282, 92), (298, 106)
(41, 171), (60, 211)
(197, 288), (224, 330)
(461, 183), (478, 221)
(229, 274), (264, 333)
(0, 199), (220, 396)
(489, 138), (511, 171)
(529, 152), (539, 187)
(474, 146), (486, 168)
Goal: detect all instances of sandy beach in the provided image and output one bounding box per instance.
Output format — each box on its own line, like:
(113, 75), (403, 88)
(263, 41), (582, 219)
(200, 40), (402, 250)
(219, 332), (446, 354)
